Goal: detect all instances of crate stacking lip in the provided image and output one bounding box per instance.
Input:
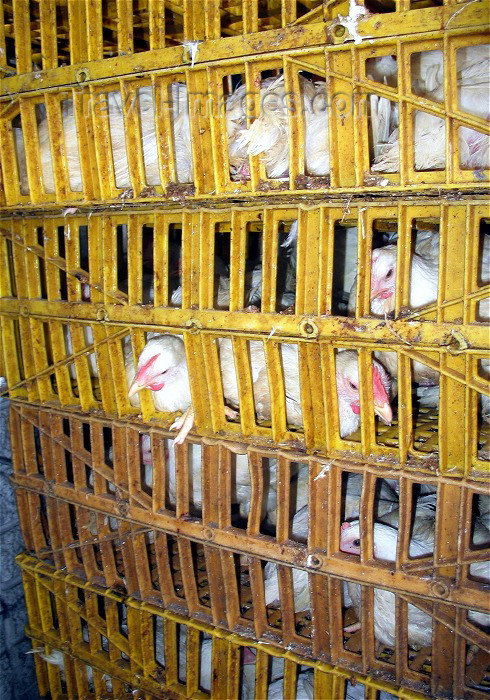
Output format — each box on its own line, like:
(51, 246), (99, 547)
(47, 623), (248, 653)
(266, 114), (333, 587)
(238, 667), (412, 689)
(9, 404), (490, 697)
(0, 0), (476, 79)
(0, 18), (488, 209)
(18, 551), (485, 700)
(0, 201), (488, 472)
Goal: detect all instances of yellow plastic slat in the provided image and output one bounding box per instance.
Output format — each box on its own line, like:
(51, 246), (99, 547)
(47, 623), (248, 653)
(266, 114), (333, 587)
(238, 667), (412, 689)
(86, 0), (104, 61)
(117, 0), (134, 55)
(12, 0), (31, 75)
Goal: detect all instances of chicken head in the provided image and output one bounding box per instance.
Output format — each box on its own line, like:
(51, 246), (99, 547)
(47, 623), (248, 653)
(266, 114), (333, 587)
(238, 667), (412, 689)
(340, 521), (361, 555)
(128, 335), (187, 398)
(336, 351), (393, 437)
(369, 245), (397, 316)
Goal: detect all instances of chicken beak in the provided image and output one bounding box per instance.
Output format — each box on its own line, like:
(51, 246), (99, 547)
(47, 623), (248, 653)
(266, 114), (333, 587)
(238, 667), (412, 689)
(374, 400), (393, 425)
(128, 379), (144, 398)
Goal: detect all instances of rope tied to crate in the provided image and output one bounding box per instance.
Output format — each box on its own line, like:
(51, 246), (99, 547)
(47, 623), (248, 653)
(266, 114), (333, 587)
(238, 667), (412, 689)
(28, 523), (154, 558)
(0, 326), (132, 399)
(0, 225), (130, 306)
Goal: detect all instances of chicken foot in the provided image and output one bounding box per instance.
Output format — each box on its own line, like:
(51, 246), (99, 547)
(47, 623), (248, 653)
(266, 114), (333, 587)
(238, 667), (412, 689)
(171, 405), (238, 445)
(224, 406), (239, 421)
(344, 621), (361, 634)
(170, 406), (195, 445)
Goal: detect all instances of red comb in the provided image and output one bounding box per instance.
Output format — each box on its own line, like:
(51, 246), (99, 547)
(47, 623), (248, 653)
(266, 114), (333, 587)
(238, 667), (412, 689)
(372, 365), (388, 402)
(135, 353), (160, 385)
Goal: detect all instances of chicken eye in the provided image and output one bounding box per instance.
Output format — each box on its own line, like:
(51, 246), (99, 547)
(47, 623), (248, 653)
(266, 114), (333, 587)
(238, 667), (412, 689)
(348, 380), (358, 391)
(353, 539), (360, 547)
(385, 268), (393, 279)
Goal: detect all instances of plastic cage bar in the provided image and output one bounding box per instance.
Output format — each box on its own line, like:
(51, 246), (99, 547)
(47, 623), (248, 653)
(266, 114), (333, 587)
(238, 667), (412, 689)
(3, 0), (484, 78)
(0, 202), (488, 474)
(10, 407), (490, 696)
(19, 551), (486, 699)
(0, 16), (488, 207)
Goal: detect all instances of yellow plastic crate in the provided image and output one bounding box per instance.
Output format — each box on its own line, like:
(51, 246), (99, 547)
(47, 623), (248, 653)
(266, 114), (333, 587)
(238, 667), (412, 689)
(0, 7), (488, 206)
(19, 551), (458, 699)
(1, 3), (489, 699)
(1, 0), (471, 79)
(9, 405), (490, 696)
(1, 201), (488, 473)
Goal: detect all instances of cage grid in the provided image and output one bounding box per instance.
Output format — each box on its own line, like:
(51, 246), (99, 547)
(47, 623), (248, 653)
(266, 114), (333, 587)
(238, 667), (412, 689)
(8, 403), (490, 696)
(1, 201), (488, 473)
(1, 12), (489, 207)
(19, 551), (488, 699)
(1, 1), (489, 698)
(2, 0), (482, 79)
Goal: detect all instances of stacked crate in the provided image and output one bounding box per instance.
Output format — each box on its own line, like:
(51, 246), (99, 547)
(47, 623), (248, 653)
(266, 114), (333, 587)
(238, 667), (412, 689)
(0, 0), (489, 698)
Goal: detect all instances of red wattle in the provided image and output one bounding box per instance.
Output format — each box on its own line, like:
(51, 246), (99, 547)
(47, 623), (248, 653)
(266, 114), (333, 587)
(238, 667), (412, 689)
(148, 381), (164, 391)
(350, 402), (361, 414)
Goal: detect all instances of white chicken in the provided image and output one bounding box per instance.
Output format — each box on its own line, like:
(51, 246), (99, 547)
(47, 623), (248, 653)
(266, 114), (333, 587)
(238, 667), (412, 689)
(280, 220), (358, 314)
(372, 44), (490, 172)
(348, 231), (490, 388)
(30, 638), (114, 692)
(63, 324), (98, 379)
(235, 75), (327, 179)
(235, 56), (399, 181)
(341, 472), (399, 521)
(126, 334), (194, 444)
(340, 515), (490, 646)
(171, 265), (294, 311)
(348, 241), (439, 385)
(258, 670), (398, 700)
(245, 219), (298, 310)
(226, 83), (250, 178)
(378, 493), (490, 628)
(242, 647), (310, 684)
(340, 520), (435, 648)
(263, 476), (398, 613)
(265, 670), (314, 699)
(218, 341), (393, 438)
(15, 83), (192, 195)
(246, 262), (296, 310)
(379, 491), (490, 546)
(141, 434), (292, 525)
(127, 334), (393, 445)
(263, 503), (348, 613)
(153, 621), (254, 697)
(347, 236), (439, 319)
(262, 506), (313, 612)
(226, 77), (284, 179)
(170, 274), (231, 308)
